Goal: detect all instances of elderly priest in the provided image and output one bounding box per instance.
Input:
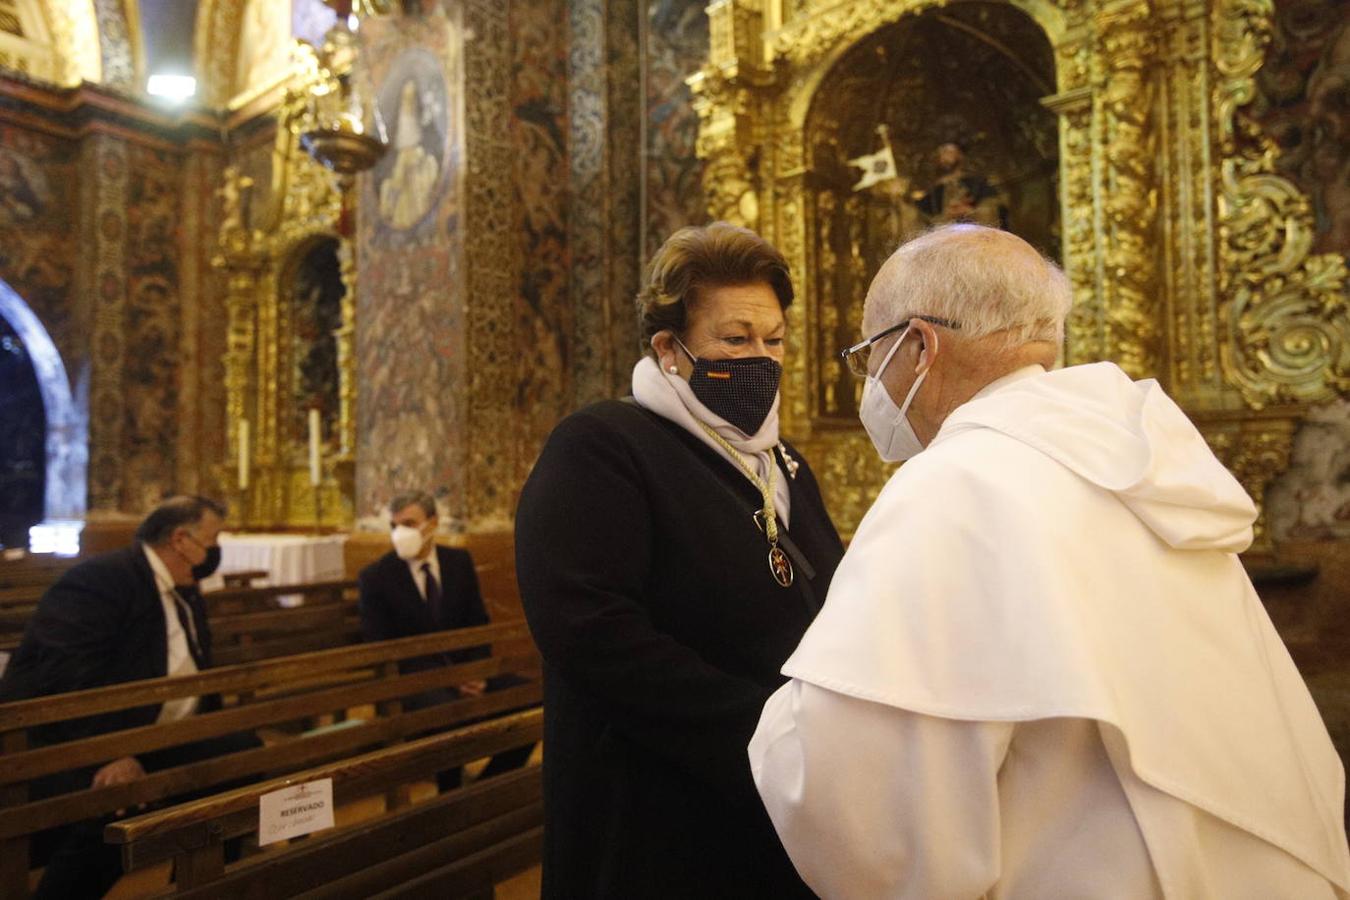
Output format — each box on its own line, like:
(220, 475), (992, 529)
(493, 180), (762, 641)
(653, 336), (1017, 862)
(750, 225), (1350, 899)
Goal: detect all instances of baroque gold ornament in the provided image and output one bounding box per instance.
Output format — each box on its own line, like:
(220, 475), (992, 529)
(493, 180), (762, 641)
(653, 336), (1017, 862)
(691, 0), (1348, 544)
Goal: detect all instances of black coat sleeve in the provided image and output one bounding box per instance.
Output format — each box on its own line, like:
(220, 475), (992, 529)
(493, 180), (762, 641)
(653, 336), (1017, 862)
(0, 562), (157, 743)
(515, 410), (773, 796)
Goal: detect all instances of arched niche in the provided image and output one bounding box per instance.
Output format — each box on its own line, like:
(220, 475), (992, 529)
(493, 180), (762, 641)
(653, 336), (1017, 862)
(0, 279), (86, 530)
(805, 2), (1058, 422)
(282, 234), (344, 457)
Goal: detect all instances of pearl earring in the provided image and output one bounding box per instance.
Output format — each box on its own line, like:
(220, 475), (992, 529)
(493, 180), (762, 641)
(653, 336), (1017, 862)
(667, 364), (679, 375)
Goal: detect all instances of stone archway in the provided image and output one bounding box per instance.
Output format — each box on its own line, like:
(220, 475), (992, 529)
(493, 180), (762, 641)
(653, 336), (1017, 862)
(0, 279), (87, 525)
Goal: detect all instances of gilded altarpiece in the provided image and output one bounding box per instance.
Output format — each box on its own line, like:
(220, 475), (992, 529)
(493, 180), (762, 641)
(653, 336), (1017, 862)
(691, 0), (1349, 547)
(215, 57), (358, 529)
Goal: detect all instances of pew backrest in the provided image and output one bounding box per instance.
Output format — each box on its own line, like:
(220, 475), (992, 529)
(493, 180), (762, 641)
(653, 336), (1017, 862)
(0, 623), (541, 900)
(204, 580), (361, 665)
(105, 710), (544, 896)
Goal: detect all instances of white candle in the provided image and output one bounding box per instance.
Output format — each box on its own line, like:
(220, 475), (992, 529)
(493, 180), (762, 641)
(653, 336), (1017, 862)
(308, 409), (322, 487)
(238, 420), (250, 490)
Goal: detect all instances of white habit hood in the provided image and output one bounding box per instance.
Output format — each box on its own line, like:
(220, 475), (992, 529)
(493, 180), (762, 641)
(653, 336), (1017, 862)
(782, 362), (1350, 889)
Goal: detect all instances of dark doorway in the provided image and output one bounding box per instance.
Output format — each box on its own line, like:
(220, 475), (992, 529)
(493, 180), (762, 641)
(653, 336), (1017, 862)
(0, 311), (45, 548)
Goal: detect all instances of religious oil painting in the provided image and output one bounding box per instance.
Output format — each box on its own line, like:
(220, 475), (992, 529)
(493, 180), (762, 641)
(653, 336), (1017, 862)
(373, 48), (450, 237)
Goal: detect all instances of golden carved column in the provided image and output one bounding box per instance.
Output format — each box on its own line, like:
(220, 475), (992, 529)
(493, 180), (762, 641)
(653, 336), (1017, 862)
(1092, 0), (1161, 378)
(213, 61), (354, 528)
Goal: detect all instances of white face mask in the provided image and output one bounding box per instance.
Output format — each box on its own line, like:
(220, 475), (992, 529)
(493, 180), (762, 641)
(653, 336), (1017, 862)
(858, 325), (935, 462)
(391, 524), (428, 560)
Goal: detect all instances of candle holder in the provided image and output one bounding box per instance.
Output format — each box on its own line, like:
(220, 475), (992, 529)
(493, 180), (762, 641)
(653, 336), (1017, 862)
(313, 480), (324, 535)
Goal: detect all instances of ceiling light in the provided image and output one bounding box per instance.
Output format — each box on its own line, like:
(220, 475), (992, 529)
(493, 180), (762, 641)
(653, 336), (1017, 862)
(147, 74), (197, 102)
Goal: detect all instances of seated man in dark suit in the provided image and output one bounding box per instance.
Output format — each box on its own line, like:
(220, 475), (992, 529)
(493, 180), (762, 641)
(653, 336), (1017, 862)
(358, 490), (533, 791)
(0, 495), (256, 899)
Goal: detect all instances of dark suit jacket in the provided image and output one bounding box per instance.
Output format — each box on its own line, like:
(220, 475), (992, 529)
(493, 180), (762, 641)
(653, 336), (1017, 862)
(0, 544), (214, 747)
(357, 546), (490, 671)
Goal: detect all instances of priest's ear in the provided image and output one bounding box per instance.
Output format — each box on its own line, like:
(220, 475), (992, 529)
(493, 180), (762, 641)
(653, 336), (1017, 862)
(910, 317), (941, 375)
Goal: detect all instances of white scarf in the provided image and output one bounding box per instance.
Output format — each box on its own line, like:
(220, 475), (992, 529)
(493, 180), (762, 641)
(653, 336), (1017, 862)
(631, 356), (791, 526)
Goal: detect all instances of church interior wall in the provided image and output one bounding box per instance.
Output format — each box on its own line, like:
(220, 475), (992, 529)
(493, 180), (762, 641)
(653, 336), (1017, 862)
(506, 0), (572, 519)
(0, 117), (80, 379)
(643, 0), (709, 260)
(0, 0), (1343, 673)
(353, 5), (469, 526)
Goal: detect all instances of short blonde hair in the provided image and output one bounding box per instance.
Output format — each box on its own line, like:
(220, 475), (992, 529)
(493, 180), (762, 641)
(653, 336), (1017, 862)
(636, 222), (794, 348)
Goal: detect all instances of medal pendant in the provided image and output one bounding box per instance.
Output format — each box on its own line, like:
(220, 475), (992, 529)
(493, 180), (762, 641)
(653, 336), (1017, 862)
(768, 544), (794, 588)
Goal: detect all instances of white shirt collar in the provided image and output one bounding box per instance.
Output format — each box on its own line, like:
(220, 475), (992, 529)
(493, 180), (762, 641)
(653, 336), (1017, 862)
(142, 543), (178, 595)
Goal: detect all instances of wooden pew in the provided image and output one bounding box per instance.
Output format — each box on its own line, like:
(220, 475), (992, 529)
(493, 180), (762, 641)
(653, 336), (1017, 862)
(0, 624), (541, 899)
(0, 555), (78, 590)
(204, 581), (361, 665)
(105, 710), (544, 897)
(1, 581), (360, 669)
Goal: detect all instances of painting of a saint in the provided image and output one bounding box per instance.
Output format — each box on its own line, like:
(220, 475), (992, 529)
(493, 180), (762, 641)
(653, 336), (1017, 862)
(374, 49), (449, 234)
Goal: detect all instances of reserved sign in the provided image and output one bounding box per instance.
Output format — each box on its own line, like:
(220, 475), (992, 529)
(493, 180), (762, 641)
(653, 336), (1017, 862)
(258, 778), (336, 846)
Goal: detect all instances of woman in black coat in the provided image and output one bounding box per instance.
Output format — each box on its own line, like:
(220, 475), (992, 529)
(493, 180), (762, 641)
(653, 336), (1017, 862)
(516, 222), (844, 898)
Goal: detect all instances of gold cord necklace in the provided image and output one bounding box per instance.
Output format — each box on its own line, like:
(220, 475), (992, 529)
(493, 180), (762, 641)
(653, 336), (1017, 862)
(696, 422), (794, 588)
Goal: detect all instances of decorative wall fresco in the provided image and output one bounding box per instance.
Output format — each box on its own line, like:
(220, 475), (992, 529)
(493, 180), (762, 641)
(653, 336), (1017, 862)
(355, 7), (466, 522)
(566, 0), (642, 406)
(92, 0), (136, 89)
(0, 125), (78, 376)
(83, 134), (128, 511)
(1254, 0), (1350, 256)
(509, 0), (571, 501)
(120, 143), (182, 512)
(644, 0), (708, 258)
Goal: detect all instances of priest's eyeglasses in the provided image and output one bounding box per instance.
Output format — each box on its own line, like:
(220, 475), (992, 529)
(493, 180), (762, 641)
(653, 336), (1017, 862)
(840, 315), (961, 378)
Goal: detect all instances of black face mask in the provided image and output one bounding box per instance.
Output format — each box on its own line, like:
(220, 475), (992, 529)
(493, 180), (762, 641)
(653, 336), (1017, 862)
(675, 337), (782, 436)
(192, 545), (222, 581)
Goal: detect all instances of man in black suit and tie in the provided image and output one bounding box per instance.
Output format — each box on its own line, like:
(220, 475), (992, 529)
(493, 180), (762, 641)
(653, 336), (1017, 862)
(358, 490), (532, 791)
(0, 495), (255, 899)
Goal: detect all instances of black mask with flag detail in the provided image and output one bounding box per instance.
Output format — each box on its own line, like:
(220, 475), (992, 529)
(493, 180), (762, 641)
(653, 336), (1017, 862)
(674, 336), (782, 436)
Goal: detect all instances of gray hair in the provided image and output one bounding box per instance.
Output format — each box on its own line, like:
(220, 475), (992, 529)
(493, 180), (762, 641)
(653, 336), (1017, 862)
(864, 225), (1072, 348)
(388, 490), (437, 519)
(135, 496), (227, 545)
